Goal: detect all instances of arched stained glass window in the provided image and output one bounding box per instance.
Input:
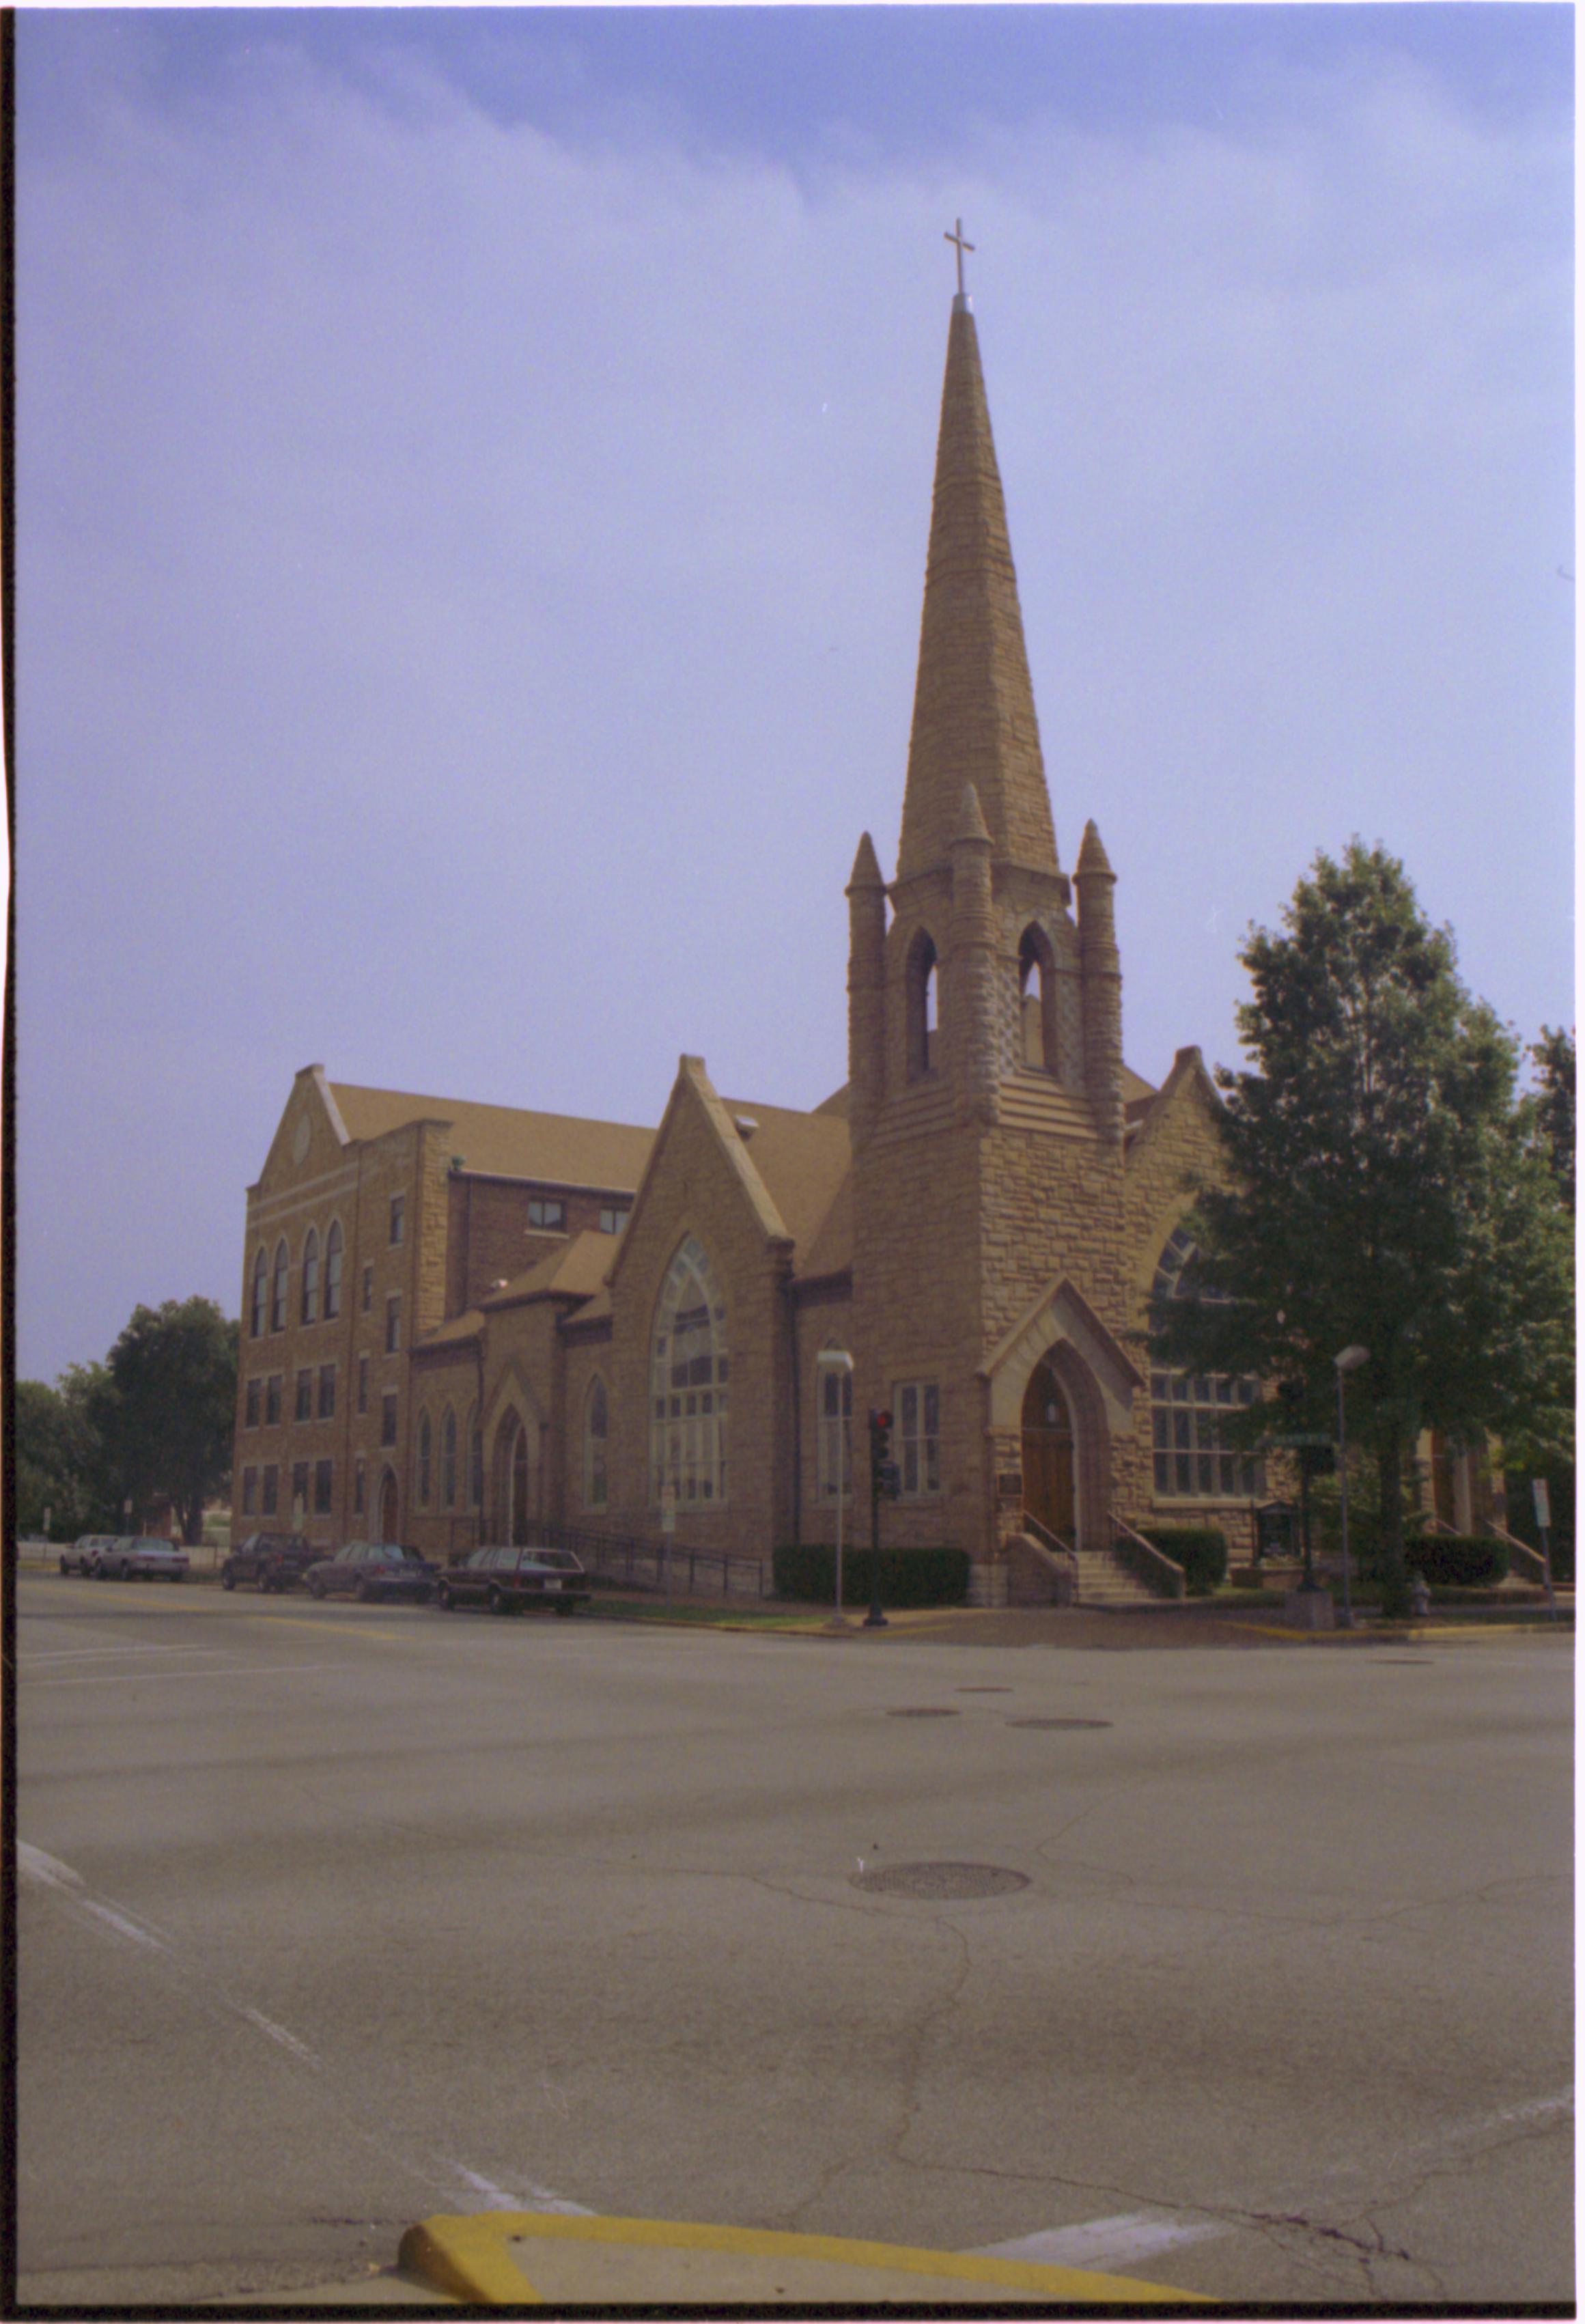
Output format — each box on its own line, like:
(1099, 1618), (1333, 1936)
(251, 1248), (268, 1339)
(270, 1240), (290, 1333)
(324, 1221), (344, 1319)
(1150, 1226), (1259, 1501)
(649, 1237), (728, 1508)
(417, 1412), (432, 1507)
(301, 1229), (320, 1326)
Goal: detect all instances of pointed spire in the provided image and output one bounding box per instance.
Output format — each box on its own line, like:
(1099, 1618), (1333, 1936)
(953, 781), (992, 848)
(846, 830), (885, 893)
(1076, 819), (1114, 879)
(897, 300), (1059, 884)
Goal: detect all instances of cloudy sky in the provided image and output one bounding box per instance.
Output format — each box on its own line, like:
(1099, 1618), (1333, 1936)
(17, 5), (1574, 1384)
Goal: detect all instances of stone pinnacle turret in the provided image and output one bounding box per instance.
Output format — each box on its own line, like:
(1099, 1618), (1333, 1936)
(896, 296), (1059, 885)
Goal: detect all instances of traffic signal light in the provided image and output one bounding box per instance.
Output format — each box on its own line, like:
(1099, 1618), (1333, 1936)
(869, 1409), (901, 1499)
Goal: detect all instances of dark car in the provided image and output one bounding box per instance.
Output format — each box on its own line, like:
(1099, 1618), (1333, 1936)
(436, 1543), (590, 1617)
(222, 1532), (318, 1595)
(304, 1541), (438, 1604)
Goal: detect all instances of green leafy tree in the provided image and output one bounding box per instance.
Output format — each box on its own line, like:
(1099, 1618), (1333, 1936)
(1151, 843), (1575, 1616)
(97, 1299), (239, 1543)
(1528, 1025), (1574, 1216)
(14, 1369), (116, 1537)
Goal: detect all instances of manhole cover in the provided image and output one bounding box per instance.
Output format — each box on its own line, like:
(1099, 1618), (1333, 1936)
(851, 1862), (1030, 1899)
(955, 1685), (1012, 1694)
(886, 1707), (960, 1718)
(1005, 1716), (1113, 1730)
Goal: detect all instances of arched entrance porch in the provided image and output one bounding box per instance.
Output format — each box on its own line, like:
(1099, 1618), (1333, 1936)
(492, 1412), (541, 1545)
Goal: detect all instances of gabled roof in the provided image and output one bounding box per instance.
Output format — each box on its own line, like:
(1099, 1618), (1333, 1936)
(718, 1097), (852, 1271)
(328, 1082), (654, 1190)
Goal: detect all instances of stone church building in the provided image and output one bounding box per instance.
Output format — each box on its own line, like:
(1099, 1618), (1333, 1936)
(233, 283), (1262, 1602)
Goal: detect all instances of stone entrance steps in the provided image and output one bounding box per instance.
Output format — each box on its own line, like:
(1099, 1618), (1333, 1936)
(1071, 1546), (1161, 1607)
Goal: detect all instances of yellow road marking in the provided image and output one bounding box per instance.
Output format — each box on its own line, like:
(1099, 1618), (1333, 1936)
(397, 2211), (1206, 2306)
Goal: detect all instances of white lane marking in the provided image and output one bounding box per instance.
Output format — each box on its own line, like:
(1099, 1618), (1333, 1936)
(25, 1662), (345, 1690)
(444, 2160), (594, 2217)
(20, 1838), (323, 2072)
(977, 2211), (1226, 2269)
(238, 2006), (324, 2071)
(20, 1643), (241, 1665)
(976, 2090), (1577, 2271)
(17, 1841), (84, 1891)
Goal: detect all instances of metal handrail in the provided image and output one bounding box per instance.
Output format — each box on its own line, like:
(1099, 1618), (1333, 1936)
(1109, 1515), (1187, 1601)
(1020, 1513), (1075, 1560)
(524, 1519), (768, 1601)
(1479, 1517), (1550, 1585)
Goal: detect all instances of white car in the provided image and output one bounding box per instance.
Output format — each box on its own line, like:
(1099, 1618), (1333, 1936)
(96, 1536), (191, 1582)
(61, 1534), (119, 1575)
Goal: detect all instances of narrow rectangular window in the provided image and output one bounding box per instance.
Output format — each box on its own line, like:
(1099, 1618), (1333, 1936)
(362, 1265), (374, 1312)
(357, 1356), (368, 1415)
(295, 1370), (313, 1423)
(241, 1466), (257, 1515)
(386, 1296), (401, 1355)
(262, 1464), (279, 1515)
(266, 1375), (282, 1427)
(381, 1392), (398, 1448)
(354, 1459), (365, 1515)
(313, 1459), (333, 1515)
(894, 1380), (941, 1496)
(244, 1379), (262, 1429)
(291, 1461), (309, 1515)
(470, 1429), (483, 1508)
(528, 1197), (565, 1231)
(390, 1195), (405, 1246)
(318, 1364), (336, 1420)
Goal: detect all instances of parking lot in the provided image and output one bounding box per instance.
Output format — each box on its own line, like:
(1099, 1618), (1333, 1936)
(16, 1569), (1574, 2308)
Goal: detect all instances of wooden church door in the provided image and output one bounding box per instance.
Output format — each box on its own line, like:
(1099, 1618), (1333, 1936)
(1021, 1360), (1076, 1543)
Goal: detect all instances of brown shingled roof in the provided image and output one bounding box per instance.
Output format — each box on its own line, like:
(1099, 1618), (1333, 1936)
(328, 1083), (654, 1190)
(719, 1097), (851, 1270)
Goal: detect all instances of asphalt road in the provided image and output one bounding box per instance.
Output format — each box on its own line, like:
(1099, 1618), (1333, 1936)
(15, 1573), (1574, 2308)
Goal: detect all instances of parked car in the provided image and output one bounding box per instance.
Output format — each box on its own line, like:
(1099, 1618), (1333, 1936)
(61, 1534), (119, 1575)
(221, 1532), (318, 1595)
(303, 1542), (438, 1604)
(436, 1543), (590, 1617)
(96, 1537), (191, 1582)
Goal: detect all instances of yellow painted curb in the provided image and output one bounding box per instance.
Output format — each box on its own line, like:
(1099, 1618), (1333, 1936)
(396, 2210), (1207, 2306)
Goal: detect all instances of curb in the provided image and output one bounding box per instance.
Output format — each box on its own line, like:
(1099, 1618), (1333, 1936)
(395, 2211), (1207, 2306)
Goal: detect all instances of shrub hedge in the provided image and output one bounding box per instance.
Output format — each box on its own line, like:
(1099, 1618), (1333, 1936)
(1138, 1526), (1228, 1597)
(1404, 1536), (1509, 1589)
(772, 1543), (971, 1608)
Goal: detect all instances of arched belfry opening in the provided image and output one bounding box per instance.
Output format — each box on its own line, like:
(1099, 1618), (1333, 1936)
(1021, 1359), (1076, 1542)
(1019, 924), (1058, 1074)
(906, 928), (939, 1080)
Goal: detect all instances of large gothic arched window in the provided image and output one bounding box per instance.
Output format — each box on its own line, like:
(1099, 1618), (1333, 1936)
(1149, 1226), (1261, 1500)
(650, 1237), (729, 1507)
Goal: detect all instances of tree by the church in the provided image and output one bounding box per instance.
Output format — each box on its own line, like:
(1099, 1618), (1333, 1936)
(1528, 1024), (1574, 1216)
(1151, 842), (1575, 1616)
(13, 1367), (117, 1537)
(94, 1298), (239, 1543)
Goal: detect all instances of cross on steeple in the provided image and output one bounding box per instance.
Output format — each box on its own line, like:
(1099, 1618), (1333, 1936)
(944, 217), (975, 297)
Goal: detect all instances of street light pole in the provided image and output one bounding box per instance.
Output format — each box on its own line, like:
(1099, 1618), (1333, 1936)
(1334, 1345), (1370, 1629)
(815, 1349), (854, 1632)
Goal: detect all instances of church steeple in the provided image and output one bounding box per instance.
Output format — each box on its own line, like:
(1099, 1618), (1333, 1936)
(896, 288), (1059, 885)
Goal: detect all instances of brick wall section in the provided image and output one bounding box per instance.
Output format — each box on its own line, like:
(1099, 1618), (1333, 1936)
(446, 1175), (633, 1315)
